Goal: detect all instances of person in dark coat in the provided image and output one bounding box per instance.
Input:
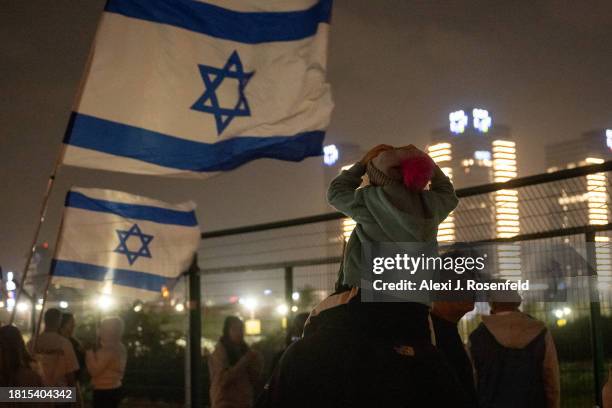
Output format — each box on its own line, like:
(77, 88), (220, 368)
(430, 247), (481, 406)
(260, 288), (475, 408)
(469, 290), (560, 408)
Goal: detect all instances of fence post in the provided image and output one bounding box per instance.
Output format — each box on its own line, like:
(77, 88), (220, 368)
(187, 256), (202, 408)
(585, 231), (605, 407)
(285, 266), (294, 318)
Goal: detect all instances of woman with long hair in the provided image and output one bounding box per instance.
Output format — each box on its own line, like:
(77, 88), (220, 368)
(0, 325), (43, 387)
(209, 316), (263, 408)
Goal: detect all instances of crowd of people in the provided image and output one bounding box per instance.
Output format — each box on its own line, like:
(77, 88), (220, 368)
(0, 308), (126, 407)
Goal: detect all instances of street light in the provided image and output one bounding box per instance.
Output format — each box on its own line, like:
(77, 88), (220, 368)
(239, 297), (258, 313)
(275, 304), (289, 316)
(16, 302), (29, 312)
(59, 301), (69, 309)
(96, 295), (114, 311)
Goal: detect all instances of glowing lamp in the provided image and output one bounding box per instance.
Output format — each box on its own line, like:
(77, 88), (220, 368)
(245, 319), (261, 335)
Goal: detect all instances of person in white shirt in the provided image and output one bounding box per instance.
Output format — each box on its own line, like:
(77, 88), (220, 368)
(86, 316), (127, 408)
(28, 308), (79, 387)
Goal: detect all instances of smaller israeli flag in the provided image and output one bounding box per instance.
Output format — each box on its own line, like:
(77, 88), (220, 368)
(51, 187), (200, 299)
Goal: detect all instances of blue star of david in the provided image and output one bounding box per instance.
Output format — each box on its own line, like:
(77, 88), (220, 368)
(191, 50), (255, 135)
(114, 224), (154, 266)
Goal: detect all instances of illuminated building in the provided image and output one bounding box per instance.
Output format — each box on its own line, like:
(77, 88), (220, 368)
(428, 108), (519, 242)
(545, 129), (612, 286)
(428, 109), (520, 279)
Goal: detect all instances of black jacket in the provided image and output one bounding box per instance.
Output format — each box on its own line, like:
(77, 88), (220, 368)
(258, 290), (476, 408)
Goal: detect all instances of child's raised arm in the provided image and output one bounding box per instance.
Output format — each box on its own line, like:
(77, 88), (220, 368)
(327, 162), (367, 218)
(427, 165), (459, 221)
(327, 144), (393, 219)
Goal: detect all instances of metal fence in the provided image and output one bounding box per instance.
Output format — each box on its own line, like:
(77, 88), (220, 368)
(197, 161), (612, 408)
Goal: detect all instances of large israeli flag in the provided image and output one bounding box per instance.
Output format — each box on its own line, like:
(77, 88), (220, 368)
(61, 0), (334, 176)
(51, 187), (200, 299)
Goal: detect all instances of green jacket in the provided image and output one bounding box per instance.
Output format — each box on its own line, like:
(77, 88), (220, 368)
(327, 162), (458, 287)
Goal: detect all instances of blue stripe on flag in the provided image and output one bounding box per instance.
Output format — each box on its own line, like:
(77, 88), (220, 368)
(105, 0), (333, 44)
(63, 113), (325, 172)
(65, 191), (198, 226)
(51, 259), (169, 292)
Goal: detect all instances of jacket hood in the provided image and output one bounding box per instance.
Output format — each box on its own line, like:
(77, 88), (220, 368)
(482, 312), (545, 349)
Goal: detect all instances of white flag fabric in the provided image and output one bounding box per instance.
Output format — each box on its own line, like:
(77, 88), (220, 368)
(61, 0), (334, 176)
(51, 187), (200, 299)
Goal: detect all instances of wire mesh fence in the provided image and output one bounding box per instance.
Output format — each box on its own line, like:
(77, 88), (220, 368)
(7, 163), (612, 407)
(197, 163), (612, 407)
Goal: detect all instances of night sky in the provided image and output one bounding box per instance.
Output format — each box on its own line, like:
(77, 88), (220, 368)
(1, 0), (611, 274)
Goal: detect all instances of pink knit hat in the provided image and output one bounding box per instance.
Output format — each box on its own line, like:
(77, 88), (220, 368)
(366, 147), (435, 191)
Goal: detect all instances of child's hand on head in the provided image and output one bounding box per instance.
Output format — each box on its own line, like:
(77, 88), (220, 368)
(360, 144), (394, 165)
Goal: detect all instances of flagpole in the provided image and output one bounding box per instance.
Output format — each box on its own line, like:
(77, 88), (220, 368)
(31, 197), (70, 360)
(31, 266), (54, 344)
(9, 155), (64, 325)
(11, 0), (103, 326)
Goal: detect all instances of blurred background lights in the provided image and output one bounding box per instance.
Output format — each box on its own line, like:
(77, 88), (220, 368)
(606, 129), (612, 150)
(240, 297), (258, 312)
(96, 295), (115, 311)
(244, 319), (261, 336)
(449, 110), (468, 134)
(553, 307), (571, 319)
(474, 150), (492, 161)
(6, 271), (16, 291)
(323, 144), (339, 166)
(175, 303), (185, 312)
(291, 292), (300, 301)
(275, 304), (289, 316)
(59, 300), (69, 309)
(473, 108), (492, 132)
(16, 302), (29, 312)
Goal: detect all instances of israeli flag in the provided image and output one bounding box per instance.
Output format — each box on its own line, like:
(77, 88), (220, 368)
(51, 187), (200, 299)
(61, 0), (334, 176)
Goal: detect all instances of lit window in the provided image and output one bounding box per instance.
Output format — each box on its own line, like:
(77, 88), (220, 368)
(474, 150), (491, 161)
